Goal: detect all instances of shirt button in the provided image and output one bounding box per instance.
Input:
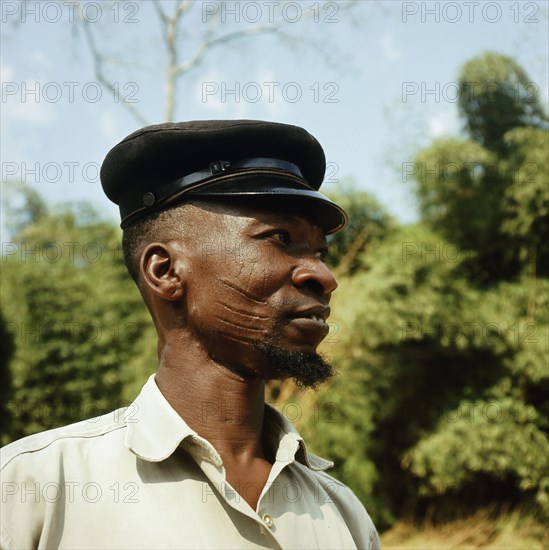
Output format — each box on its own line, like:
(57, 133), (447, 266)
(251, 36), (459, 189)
(262, 513), (274, 529)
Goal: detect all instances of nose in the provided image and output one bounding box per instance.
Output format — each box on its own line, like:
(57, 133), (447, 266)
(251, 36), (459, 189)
(291, 260), (338, 298)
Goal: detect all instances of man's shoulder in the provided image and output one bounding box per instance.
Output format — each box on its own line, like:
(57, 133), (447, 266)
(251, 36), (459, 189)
(304, 458), (367, 506)
(0, 408), (127, 471)
(292, 453), (380, 548)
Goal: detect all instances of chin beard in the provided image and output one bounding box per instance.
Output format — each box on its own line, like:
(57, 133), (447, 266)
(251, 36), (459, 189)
(252, 341), (335, 389)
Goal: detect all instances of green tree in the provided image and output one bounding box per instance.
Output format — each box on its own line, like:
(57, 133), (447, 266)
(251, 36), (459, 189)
(457, 52), (548, 155)
(0, 309), (15, 446)
(304, 223), (548, 528)
(397, 53), (549, 522)
(301, 53), (548, 530)
(1, 199), (154, 442)
(325, 180), (396, 275)
(413, 52), (548, 282)
(500, 127), (549, 277)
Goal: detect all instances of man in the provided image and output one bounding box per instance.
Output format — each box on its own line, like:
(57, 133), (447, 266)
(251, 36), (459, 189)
(1, 120), (380, 549)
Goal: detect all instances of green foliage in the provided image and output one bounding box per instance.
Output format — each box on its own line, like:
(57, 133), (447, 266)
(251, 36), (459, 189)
(414, 139), (497, 256)
(404, 398), (549, 514)
(2, 182), (48, 237)
(500, 127), (549, 276)
(413, 53), (548, 282)
(403, 278), (549, 518)
(1, 202), (154, 441)
(300, 360), (382, 521)
(457, 52), (548, 154)
(302, 52), (549, 529)
(302, 218), (548, 528)
(0, 309), (15, 446)
(325, 180), (396, 275)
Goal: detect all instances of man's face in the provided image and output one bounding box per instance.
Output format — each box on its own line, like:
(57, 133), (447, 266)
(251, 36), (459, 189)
(174, 202), (338, 386)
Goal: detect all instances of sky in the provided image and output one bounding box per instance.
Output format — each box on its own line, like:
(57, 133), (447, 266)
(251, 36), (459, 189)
(1, 0), (548, 231)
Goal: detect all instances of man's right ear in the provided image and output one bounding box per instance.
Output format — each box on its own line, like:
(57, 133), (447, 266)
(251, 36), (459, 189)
(140, 243), (186, 301)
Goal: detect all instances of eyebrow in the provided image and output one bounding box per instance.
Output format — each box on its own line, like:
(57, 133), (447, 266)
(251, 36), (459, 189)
(254, 214), (302, 224)
(247, 216), (328, 244)
(249, 213), (319, 227)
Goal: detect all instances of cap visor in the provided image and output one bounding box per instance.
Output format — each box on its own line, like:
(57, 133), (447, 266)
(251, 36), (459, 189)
(186, 177), (347, 234)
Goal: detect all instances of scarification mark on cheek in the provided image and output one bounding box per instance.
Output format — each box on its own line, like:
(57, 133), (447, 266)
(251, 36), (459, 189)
(261, 266), (270, 295)
(219, 278), (268, 304)
(216, 301), (269, 320)
(221, 333), (260, 346)
(213, 316), (267, 334)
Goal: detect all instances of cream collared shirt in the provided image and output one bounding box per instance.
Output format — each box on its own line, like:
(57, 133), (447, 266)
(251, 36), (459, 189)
(1, 375), (379, 549)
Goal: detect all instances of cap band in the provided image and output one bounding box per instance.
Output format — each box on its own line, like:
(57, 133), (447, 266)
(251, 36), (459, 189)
(187, 157), (303, 183)
(119, 157), (308, 227)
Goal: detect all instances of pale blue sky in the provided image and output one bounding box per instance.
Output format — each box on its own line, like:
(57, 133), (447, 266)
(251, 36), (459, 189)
(1, 1), (548, 228)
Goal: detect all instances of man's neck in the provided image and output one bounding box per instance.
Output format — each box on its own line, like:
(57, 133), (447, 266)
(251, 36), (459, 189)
(154, 339), (270, 464)
(155, 339), (275, 511)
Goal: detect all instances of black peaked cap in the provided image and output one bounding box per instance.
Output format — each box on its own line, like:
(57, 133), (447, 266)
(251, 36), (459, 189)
(100, 119), (347, 233)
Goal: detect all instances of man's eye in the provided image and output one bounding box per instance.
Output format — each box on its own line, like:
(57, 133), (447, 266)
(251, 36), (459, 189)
(270, 231), (290, 244)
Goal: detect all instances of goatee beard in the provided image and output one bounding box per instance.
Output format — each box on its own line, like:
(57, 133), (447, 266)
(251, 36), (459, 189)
(252, 341), (335, 389)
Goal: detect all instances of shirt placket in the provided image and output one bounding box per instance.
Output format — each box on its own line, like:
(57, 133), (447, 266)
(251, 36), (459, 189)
(186, 436), (285, 549)
(254, 433), (302, 545)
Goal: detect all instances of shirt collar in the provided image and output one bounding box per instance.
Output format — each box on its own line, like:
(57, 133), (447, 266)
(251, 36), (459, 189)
(124, 374), (218, 464)
(263, 403), (334, 471)
(124, 374), (333, 471)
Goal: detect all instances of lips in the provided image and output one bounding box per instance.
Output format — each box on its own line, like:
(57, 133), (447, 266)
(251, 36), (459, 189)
(304, 314), (324, 323)
(288, 305), (330, 323)
(281, 304), (331, 348)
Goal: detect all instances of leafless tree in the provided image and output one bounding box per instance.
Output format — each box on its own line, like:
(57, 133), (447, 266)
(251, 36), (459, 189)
(72, 0), (362, 123)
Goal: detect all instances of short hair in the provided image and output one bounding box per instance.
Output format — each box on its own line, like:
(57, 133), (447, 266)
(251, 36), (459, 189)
(121, 203), (190, 284)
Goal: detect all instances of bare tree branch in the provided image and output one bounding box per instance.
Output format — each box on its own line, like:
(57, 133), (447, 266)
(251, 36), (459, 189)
(78, 6), (149, 125)
(152, 1), (169, 25)
(67, 0), (362, 122)
(175, 0), (193, 19)
(176, 2), (344, 73)
(335, 224), (375, 278)
(175, 25), (285, 75)
(153, 1), (196, 121)
(164, 6), (179, 122)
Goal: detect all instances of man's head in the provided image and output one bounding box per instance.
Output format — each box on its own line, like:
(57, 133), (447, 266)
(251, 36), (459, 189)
(101, 120), (347, 388)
